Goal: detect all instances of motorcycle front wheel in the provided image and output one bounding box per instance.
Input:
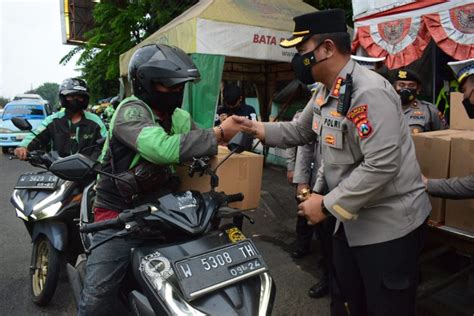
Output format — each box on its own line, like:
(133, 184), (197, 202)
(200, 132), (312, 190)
(30, 236), (60, 306)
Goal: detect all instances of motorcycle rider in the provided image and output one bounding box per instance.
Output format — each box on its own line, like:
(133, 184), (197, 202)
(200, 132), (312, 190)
(79, 44), (238, 315)
(15, 78), (107, 159)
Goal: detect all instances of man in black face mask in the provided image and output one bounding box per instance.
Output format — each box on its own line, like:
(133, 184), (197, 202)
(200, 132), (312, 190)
(393, 68), (447, 134)
(15, 78), (107, 159)
(448, 58), (474, 119)
(215, 84), (257, 125)
(226, 8), (431, 316)
(81, 44), (240, 315)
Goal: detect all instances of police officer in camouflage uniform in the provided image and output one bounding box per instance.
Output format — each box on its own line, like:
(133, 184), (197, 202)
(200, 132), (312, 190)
(229, 9), (430, 316)
(79, 44), (238, 315)
(393, 68), (447, 134)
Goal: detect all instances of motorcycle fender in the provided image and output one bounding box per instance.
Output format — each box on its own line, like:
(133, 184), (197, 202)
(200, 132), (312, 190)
(31, 221), (68, 251)
(129, 290), (154, 316)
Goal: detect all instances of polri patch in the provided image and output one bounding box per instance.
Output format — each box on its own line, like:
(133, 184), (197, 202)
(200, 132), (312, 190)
(347, 104), (373, 139)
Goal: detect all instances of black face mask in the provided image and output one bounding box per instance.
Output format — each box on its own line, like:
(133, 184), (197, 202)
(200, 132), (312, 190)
(291, 43), (328, 85)
(149, 90), (184, 114)
(397, 88), (417, 105)
(462, 90), (474, 119)
(66, 99), (86, 113)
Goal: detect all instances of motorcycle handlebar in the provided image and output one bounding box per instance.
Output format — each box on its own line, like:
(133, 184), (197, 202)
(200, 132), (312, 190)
(80, 217), (122, 234)
(224, 193), (244, 203)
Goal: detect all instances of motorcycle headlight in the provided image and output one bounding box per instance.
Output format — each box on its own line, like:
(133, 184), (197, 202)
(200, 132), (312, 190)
(139, 252), (205, 316)
(15, 208), (28, 221)
(33, 201), (62, 220)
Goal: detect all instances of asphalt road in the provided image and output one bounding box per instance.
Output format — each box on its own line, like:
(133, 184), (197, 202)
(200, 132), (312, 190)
(1, 151), (472, 316)
(0, 152), (329, 316)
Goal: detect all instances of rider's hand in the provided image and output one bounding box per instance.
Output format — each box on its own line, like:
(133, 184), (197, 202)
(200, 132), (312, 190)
(218, 115), (248, 142)
(14, 147), (28, 161)
(219, 113), (228, 123)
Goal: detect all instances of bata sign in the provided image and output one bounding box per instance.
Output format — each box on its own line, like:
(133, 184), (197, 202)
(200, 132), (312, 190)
(197, 19), (296, 62)
(252, 34), (286, 46)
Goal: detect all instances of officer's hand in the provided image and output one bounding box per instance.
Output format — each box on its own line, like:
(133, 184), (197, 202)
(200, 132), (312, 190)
(297, 193), (326, 225)
(231, 116), (265, 140)
(14, 147), (28, 161)
(287, 170), (294, 183)
(421, 174), (428, 189)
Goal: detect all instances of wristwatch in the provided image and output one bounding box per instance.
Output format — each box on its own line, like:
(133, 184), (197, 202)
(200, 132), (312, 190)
(321, 200), (332, 217)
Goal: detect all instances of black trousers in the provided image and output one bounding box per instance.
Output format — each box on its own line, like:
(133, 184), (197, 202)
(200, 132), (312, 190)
(295, 215), (315, 251)
(331, 222), (426, 316)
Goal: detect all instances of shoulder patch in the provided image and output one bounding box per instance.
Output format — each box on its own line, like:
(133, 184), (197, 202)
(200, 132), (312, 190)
(124, 106), (145, 121)
(346, 104), (368, 122)
(346, 104), (373, 139)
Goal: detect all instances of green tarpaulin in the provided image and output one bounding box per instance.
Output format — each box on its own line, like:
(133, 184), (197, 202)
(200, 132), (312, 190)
(182, 53), (225, 128)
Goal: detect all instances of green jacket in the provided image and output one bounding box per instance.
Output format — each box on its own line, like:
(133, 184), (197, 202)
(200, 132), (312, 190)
(20, 110), (106, 158)
(94, 96), (218, 211)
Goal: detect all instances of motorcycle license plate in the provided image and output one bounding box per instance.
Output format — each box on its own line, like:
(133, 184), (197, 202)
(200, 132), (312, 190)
(173, 240), (268, 301)
(15, 173), (59, 190)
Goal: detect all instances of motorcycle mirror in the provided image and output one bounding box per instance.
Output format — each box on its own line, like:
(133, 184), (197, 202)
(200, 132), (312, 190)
(11, 117), (33, 131)
(227, 132), (254, 154)
(49, 154), (99, 181)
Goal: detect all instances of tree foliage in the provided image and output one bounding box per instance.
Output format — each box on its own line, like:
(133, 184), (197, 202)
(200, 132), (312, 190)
(303, 0), (354, 27)
(26, 83), (59, 106)
(0, 97), (10, 108)
(61, 0), (197, 102)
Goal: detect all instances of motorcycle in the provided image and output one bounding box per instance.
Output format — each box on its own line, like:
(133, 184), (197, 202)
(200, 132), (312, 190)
(49, 132), (276, 315)
(8, 117), (96, 306)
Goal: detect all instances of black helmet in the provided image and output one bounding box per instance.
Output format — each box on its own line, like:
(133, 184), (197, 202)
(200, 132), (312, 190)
(128, 44), (199, 109)
(59, 78), (90, 109)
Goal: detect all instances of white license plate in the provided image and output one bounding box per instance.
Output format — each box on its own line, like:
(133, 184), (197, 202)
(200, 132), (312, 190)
(173, 240), (268, 301)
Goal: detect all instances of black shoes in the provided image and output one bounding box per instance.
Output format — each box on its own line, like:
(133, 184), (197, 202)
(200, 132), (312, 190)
(290, 249), (310, 259)
(308, 279), (329, 298)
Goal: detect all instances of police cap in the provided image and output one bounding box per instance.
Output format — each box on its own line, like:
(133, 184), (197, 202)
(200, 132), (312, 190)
(394, 68), (422, 85)
(280, 9), (347, 48)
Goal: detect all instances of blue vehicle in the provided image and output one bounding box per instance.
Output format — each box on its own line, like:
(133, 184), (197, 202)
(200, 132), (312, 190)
(0, 100), (52, 153)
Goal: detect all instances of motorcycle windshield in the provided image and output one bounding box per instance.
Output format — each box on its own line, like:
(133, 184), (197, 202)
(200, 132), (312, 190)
(145, 191), (219, 235)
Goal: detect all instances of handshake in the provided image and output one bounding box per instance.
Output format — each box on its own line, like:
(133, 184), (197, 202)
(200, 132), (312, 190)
(213, 115), (264, 144)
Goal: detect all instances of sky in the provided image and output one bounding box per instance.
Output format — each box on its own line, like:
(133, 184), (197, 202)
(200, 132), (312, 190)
(0, 0), (81, 99)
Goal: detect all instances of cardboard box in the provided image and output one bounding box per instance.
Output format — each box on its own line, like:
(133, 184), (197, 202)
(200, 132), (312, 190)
(175, 146), (264, 210)
(445, 132), (474, 233)
(450, 92), (474, 130)
(411, 130), (466, 223)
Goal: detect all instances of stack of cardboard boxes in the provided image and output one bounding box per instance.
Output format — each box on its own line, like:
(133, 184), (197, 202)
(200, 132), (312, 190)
(412, 92), (474, 233)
